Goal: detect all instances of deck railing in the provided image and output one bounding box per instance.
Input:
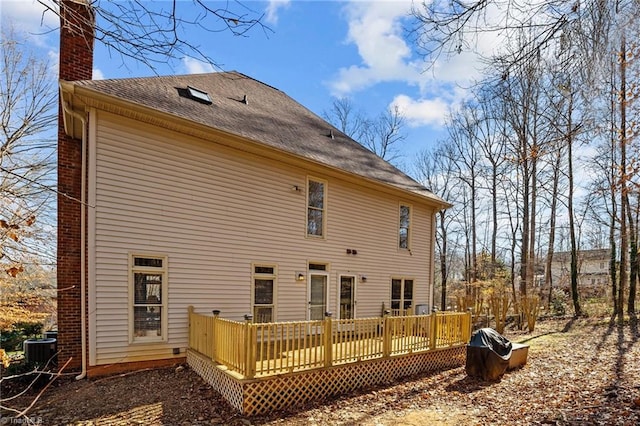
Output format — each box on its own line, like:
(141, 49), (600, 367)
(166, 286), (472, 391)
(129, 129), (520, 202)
(188, 307), (471, 379)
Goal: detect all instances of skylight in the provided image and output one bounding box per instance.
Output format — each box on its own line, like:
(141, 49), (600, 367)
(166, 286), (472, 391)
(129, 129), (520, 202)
(186, 86), (212, 104)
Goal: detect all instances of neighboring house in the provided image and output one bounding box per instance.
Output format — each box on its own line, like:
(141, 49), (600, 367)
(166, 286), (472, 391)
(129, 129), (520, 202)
(57, 6), (449, 376)
(548, 249), (611, 295)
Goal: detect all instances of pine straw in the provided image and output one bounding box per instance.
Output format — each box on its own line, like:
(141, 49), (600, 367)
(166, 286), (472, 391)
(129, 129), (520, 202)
(2, 317), (639, 425)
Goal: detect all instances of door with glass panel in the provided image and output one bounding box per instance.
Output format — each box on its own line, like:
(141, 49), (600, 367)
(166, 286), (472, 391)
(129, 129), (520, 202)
(253, 265), (275, 323)
(308, 274), (328, 320)
(339, 275), (356, 320)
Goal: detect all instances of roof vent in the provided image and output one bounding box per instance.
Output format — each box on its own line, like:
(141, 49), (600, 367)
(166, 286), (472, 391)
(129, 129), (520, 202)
(186, 86), (212, 104)
(242, 94), (248, 105)
(329, 130), (334, 139)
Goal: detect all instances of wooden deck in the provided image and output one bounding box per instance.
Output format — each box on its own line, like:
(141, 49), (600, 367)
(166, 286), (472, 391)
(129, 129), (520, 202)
(188, 308), (471, 379)
(187, 308), (471, 414)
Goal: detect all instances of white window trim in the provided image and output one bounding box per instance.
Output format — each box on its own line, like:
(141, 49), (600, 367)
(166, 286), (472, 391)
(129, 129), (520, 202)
(398, 203), (412, 250)
(129, 253), (168, 344)
(251, 263), (277, 323)
(306, 176), (328, 239)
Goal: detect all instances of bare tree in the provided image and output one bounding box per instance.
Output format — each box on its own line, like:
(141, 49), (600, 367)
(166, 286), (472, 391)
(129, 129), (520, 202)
(586, 55), (623, 315)
(39, 0), (271, 71)
(322, 97), (367, 140)
(445, 104), (482, 289)
(410, 0), (634, 77)
(586, 33), (640, 318)
(471, 86), (509, 277)
(360, 105), (407, 163)
(324, 99), (407, 164)
(0, 30), (57, 418)
(415, 143), (464, 310)
(410, 0), (640, 320)
(542, 141), (565, 307)
(496, 42), (547, 298)
(0, 26), (57, 275)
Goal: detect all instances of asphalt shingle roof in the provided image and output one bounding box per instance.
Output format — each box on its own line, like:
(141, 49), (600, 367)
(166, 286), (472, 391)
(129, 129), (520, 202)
(72, 71), (447, 206)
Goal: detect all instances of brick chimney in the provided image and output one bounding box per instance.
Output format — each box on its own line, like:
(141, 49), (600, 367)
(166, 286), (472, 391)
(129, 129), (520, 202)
(57, 0), (94, 371)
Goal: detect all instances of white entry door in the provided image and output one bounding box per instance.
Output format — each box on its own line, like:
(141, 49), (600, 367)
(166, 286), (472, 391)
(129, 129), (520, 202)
(308, 274), (328, 320)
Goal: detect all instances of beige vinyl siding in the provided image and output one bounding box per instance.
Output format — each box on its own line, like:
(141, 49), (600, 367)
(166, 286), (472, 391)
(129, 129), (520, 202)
(91, 111), (434, 365)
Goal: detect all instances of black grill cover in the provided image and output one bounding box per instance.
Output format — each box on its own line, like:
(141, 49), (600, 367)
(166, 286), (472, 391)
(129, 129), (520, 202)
(465, 328), (513, 381)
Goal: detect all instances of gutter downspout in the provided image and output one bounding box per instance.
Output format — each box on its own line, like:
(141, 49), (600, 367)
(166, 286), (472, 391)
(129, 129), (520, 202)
(60, 85), (88, 380)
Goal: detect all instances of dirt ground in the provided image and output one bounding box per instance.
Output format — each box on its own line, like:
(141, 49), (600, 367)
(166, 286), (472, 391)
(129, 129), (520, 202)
(2, 316), (640, 425)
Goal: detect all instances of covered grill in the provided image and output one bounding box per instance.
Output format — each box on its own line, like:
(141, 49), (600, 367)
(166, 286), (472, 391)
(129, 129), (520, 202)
(465, 328), (513, 381)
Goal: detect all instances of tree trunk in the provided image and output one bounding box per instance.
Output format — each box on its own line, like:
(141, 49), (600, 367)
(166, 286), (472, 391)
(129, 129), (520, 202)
(520, 146), (530, 297)
(545, 148), (561, 308)
(609, 60), (619, 317)
(626, 199), (637, 313)
(439, 210), (448, 311)
(528, 144), (538, 298)
(566, 91), (582, 317)
(470, 172), (478, 303)
(491, 167), (498, 279)
(617, 35), (628, 321)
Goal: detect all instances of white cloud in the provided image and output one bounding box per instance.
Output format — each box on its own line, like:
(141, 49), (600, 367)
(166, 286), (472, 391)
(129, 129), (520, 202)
(181, 57), (216, 74)
(329, 1), (422, 96)
(47, 48), (59, 77)
(265, 0), (290, 25)
(331, 0), (493, 93)
(1, 0), (59, 46)
(391, 94), (449, 127)
(93, 68), (105, 80)
(328, 0), (501, 131)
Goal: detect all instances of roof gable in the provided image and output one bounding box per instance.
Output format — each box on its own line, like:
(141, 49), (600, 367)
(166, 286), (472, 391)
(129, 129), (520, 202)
(67, 71), (448, 207)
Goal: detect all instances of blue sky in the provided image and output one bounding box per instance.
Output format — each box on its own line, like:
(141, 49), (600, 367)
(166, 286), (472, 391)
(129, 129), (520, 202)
(1, 0), (489, 169)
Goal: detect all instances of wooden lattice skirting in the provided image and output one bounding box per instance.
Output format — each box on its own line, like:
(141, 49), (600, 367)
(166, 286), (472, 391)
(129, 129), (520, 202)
(187, 346), (465, 416)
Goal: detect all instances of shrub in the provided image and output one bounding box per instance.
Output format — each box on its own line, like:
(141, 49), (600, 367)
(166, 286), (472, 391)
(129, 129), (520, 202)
(550, 288), (568, 316)
(0, 321), (44, 351)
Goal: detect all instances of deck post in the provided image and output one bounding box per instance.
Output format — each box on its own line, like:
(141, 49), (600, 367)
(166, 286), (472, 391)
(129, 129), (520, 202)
(244, 314), (255, 379)
(323, 312), (333, 368)
(382, 309), (391, 357)
(212, 310), (220, 362)
(188, 306), (194, 351)
(429, 310), (438, 350)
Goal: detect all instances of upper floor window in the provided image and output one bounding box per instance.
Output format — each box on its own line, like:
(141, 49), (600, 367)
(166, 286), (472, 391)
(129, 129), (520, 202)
(307, 178), (326, 237)
(131, 254), (167, 342)
(399, 204), (411, 249)
(253, 265), (276, 323)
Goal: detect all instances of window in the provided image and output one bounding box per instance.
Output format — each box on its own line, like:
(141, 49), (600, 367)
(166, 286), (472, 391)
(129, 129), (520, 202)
(186, 86), (212, 104)
(391, 278), (413, 315)
(307, 178), (326, 237)
(131, 255), (167, 342)
(253, 265), (276, 323)
(399, 204), (411, 249)
(308, 263), (326, 271)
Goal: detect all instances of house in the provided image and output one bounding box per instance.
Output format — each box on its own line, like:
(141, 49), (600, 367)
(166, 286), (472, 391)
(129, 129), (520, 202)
(548, 249), (611, 296)
(56, 3), (451, 378)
